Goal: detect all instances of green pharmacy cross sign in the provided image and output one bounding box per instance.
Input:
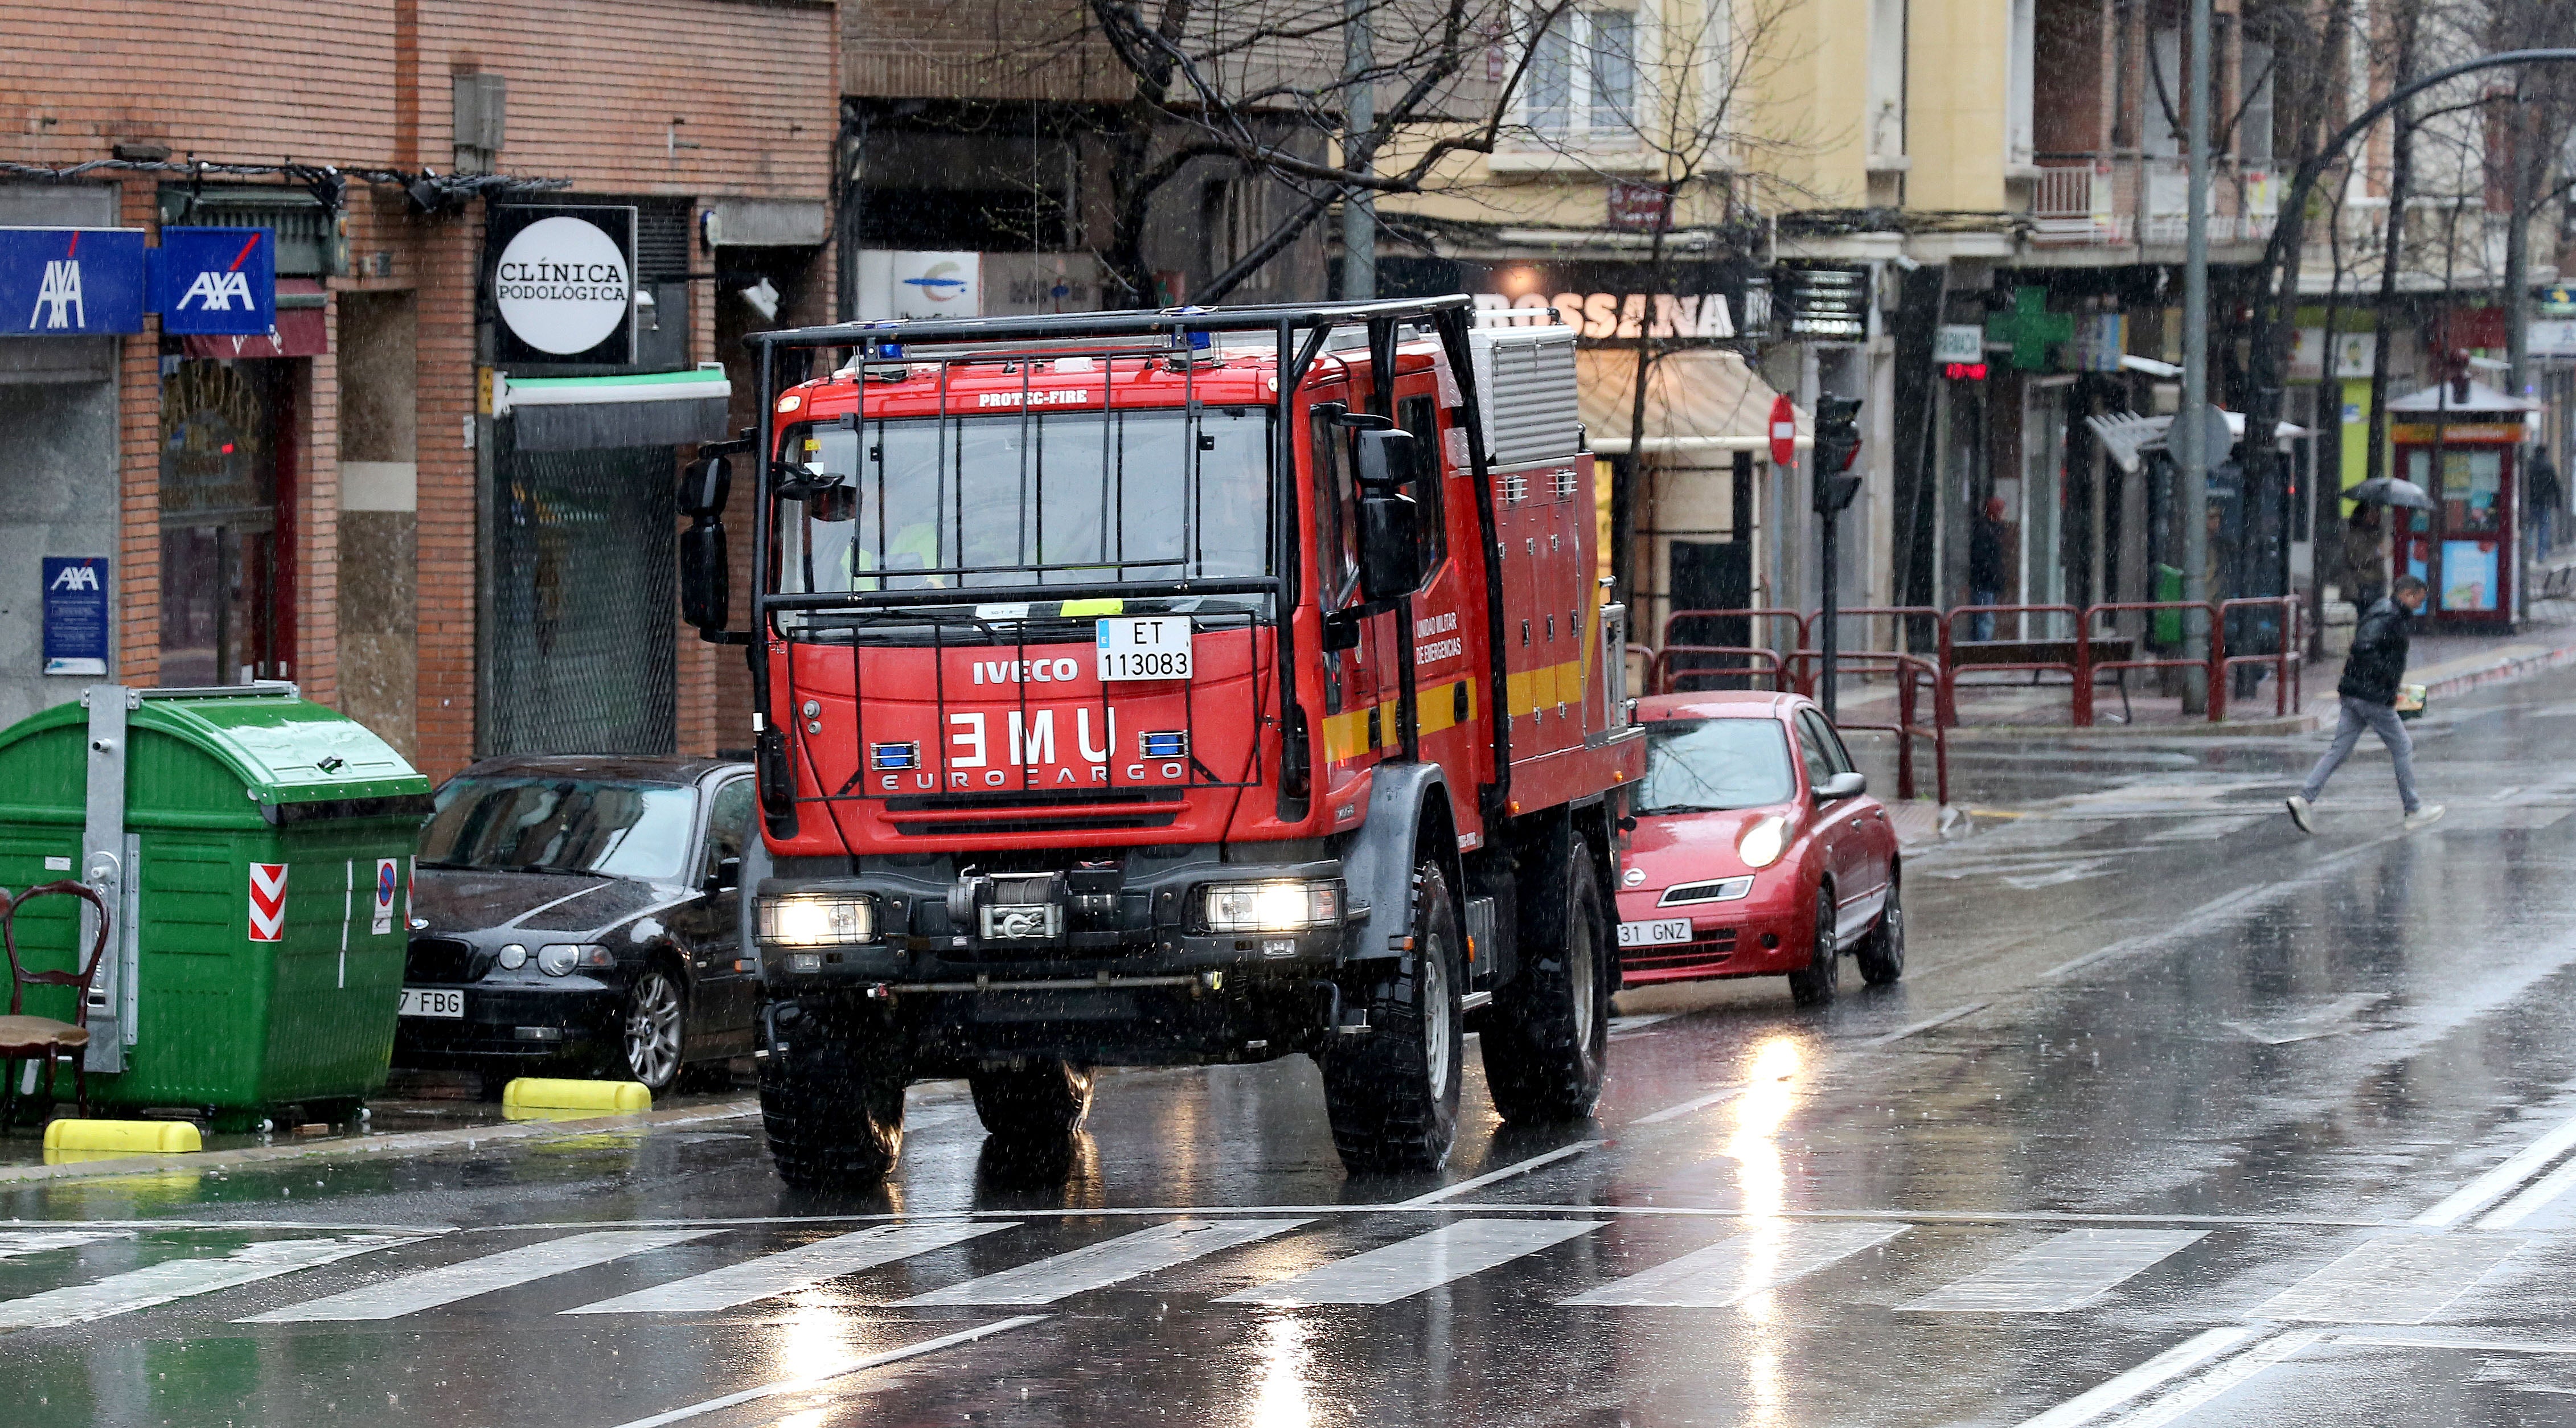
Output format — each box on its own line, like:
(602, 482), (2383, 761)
(1987, 286), (2073, 371)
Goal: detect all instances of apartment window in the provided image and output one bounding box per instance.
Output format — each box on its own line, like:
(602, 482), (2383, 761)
(1200, 174), (1279, 296)
(1524, 6), (1641, 147)
(2006, 0), (2034, 166)
(2239, 40), (2274, 164)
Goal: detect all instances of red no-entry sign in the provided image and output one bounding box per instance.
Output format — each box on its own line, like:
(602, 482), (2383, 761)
(1769, 393), (1797, 467)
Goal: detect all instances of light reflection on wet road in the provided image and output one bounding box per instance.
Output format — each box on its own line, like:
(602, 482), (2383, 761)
(11, 674), (2576, 1426)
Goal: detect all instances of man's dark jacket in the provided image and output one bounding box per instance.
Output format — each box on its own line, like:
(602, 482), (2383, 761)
(2339, 597), (2413, 705)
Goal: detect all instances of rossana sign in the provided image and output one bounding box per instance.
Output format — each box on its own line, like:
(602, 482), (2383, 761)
(489, 205), (638, 364)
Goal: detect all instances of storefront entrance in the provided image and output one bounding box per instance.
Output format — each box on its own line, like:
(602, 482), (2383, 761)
(159, 359), (288, 686)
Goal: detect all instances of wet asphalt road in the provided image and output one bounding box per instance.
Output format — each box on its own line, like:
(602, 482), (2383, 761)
(14, 672), (2576, 1427)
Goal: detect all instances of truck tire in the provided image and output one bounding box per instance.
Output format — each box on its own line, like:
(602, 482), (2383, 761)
(1482, 840), (1613, 1122)
(1855, 873), (1905, 986)
(760, 1006), (907, 1188)
(1322, 860), (1464, 1175)
(1787, 886), (1841, 1008)
(969, 1057), (1095, 1142)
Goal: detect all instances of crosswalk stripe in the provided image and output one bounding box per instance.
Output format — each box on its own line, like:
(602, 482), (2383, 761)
(1217, 1219), (1600, 1307)
(2258, 1233), (2528, 1324)
(1902, 1229), (2207, 1313)
(1559, 1221), (1908, 1308)
(0, 1235), (420, 1330)
(0, 1229), (128, 1260)
(899, 1218), (1308, 1306)
(240, 1229), (712, 1323)
(565, 1222), (1016, 1315)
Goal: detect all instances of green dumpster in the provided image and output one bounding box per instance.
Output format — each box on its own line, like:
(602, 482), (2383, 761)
(0, 683), (431, 1127)
(2152, 564), (2185, 647)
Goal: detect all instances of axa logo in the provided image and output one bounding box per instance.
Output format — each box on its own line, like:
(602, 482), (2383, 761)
(48, 564), (100, 592)
(30, 260), (84, 329)
(176, 268), (256, 312)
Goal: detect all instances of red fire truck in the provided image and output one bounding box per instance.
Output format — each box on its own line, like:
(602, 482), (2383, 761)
(678, 296), (1642, 1186)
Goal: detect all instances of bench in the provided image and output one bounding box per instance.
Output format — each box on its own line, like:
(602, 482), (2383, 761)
(1949, 636), (2139, 721)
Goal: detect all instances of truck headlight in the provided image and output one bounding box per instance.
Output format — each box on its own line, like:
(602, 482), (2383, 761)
(1201, 880), (1342, 933)
(535, 943), (608, 976)
(760, 893), (873, 946)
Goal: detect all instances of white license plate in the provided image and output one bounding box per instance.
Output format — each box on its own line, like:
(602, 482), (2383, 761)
(1096, 614), (1192, 682)
(399, 987), (465, 1019)
(1618, 918), (1695, 948)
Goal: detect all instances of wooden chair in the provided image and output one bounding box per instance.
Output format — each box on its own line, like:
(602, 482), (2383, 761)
(0, 879), (111, 1125)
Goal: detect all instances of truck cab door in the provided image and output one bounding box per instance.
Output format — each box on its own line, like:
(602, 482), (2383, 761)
(1311, 395), (1389, 813)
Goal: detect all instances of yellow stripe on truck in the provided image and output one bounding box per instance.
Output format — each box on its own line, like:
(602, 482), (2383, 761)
(1321, 678), (1479, 763)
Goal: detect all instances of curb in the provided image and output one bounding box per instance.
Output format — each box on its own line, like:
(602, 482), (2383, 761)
(0, 1098), (761, 1186)
(2417, 639), (2576, 703)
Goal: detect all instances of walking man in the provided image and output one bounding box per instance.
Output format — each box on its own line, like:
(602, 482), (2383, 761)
(2287, 575), (2443, 833)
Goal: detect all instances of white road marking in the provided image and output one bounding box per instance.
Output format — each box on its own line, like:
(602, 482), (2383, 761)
(1559, 1221), (1908, 1308)
(564, 1222), (1015, 1315)
(2109, 1329), (2324, 1428)
(1629, 1085), (1743, 1126)
(1607, 1012), (1683, 1037)
(0, 1229), (128, 1259)
(2477, 1150), (2576, 1229)
(608, 1316), (1048, 1428)
(2257, 1233), (2527, 1323)
(2004, 1327), (2265, 1428)
(2325, 1332), (2576, 1354)
(241, 1229), (713, 1322)
(0, 1235), (419, 1330)
(897, 1219), (1307, 1306)
(1217, 1219), (1600, 1306)
(1397, 1140), (1601, 1207)
(2412, 1109), (2576, 1226)
(1902, 1229), (2208, 1313)
(1865, 1002), (1991, 1047)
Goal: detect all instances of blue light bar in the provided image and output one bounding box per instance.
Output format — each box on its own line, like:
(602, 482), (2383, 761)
(871, 741), (919, 770)
(1139, 731), (1189, 760)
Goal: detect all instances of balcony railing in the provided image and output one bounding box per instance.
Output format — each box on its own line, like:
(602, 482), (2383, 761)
(2029, 157), (2276, 248)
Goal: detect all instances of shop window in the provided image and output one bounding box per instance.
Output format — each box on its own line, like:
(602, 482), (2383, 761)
(159, 360), (286, 686)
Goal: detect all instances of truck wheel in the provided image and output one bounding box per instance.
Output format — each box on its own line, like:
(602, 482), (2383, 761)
(1482, 840), (1613, 1122)
(1322, 860), (1464, 1175)
(1787, 886), (1841, 1008)
(1855, 874), (1906, 986)
(969, 1058), (1095, 1142)
(760, 1006), (907, 1188)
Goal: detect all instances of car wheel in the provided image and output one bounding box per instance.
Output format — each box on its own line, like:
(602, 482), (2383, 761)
(621, 966), (687, 1093)
(1786, 885), (1841, 1008)
(1482, 835), (1614, 1122)
(970, 1058), (1096, 1142)
(1856, 873), (1906, 986)
(1321, 859), (1465, 1174)
(761, 1001), (907, 1188)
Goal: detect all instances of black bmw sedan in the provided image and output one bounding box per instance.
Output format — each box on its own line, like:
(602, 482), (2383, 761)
(395, 756), (757, 1095)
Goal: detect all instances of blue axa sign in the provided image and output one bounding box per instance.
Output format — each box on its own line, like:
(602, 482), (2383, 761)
(0, 227), (147, 335)
(156, 227), (277, 336)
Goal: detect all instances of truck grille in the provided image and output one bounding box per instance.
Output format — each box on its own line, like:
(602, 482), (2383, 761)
(405, 937), (490, 984)
(1622, 928), (1738, 973)
(885, 788), (1186, 837)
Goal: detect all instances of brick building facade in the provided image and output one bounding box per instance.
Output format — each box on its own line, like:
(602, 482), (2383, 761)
(0, 0), (840, 778)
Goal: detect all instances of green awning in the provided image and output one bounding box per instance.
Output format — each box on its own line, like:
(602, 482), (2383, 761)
(497, 366), (732, 452)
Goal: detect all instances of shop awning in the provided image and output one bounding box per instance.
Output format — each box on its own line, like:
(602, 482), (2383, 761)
(2385, 379), (2540, 413)
(2086, 408), (2311, 474)
(497, 366), (733, 453)
(179, 277), (327, 359)
(1574, 348), (1807, 458)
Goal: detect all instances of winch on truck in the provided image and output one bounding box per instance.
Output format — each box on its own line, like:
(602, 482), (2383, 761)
(678, 296), (1642, 1186)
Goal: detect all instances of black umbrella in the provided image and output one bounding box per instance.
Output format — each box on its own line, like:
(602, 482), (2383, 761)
(2348, 475), (2436, 511)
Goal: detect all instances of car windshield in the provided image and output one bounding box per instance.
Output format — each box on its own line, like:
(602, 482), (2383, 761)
(418, 777), (699, 881)
(776, 405), (1274, 596)
(1636, 717), (1799, 814)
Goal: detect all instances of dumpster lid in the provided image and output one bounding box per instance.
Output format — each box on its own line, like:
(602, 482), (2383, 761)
(122, 683), (432, 809)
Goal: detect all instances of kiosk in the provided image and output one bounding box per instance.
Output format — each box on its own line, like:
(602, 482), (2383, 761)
(2388, 379), (2538, 631)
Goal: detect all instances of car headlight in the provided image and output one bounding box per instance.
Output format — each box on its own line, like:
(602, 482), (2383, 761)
(1738, 816), (1789, 869)
(760, 893), (873, 946)
(1201, 880), (1342, 934)
(536, 942), (608, 976)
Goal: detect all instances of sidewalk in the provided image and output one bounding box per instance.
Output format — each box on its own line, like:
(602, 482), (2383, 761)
(1824, 597), (2576, 737)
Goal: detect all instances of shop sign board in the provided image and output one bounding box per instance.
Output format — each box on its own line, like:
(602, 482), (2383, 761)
(1381, 256), (1767, 345)
(154, 227), (276, 337)
(1774, 264), (1871, 342)
(489, 205), (638, 365)
(0, 227), (146, 335)
(40, 556), (108, 676)
(1933, 325), (1984, 364)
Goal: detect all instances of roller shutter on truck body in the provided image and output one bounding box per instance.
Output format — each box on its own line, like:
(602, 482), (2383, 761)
(1469, 320), (1583, 468)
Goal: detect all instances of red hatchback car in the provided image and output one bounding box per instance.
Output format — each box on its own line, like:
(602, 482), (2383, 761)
(1614, 690), (1904, 1006)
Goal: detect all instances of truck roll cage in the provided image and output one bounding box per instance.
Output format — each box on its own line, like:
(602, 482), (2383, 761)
(737, 294), (1505, 832)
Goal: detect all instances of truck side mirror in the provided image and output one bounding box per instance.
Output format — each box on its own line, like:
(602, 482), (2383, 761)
(1359, 493), (1424, 602)
(1353, 426), (1414, 492)
(680, 518), (729, 633)
(679, 456), (731, 517)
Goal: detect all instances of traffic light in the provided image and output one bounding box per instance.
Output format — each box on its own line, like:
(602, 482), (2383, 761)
(1811, 396), (1863, 514)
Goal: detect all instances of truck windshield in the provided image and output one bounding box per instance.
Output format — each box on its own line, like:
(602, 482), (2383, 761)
(776, 406), (1273, 596)
(1635, 717), (1798, 814)
(418, 778), (699, 881)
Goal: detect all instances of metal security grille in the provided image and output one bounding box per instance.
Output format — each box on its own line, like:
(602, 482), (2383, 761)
(486, 442), (678, 756)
